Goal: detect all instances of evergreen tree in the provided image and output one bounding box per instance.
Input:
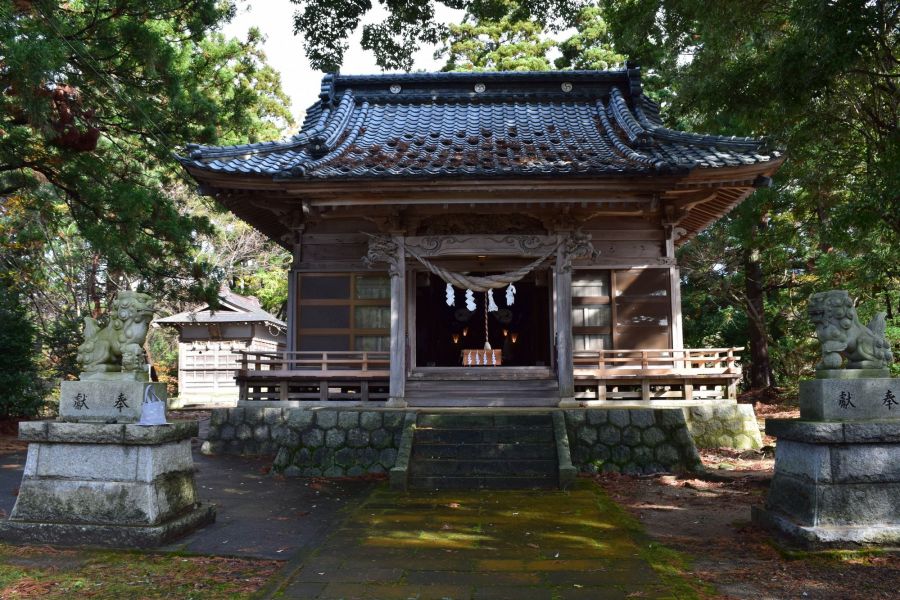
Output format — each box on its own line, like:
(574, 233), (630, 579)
(0, 278), (44, 418)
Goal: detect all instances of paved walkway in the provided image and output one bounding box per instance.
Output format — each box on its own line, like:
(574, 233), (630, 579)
(264, 481), (676, 600)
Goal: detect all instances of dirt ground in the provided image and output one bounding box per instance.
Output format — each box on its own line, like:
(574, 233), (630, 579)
(593, 402), (900, 599)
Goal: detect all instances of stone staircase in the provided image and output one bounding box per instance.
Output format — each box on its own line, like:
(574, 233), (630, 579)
(405, 377), (560, 407)
(408, 413), (560, 490)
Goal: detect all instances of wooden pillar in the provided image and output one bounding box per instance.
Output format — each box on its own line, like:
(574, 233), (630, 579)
(388, 240), (407, 406)
(285, 224), (303, 355)
(555, 251), (576, 405)
(286, 270), (298, 353)
(364, 234), (407, 407)
(669, 266), (684, 351)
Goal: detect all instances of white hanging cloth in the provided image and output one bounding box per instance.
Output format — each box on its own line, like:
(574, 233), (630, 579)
(505, 283), (516, 306)
(466, 352), (473, 366)
(487, 289), (499, 312)
(475, 351), (481, 366)
(465, 289), (476, 312)
(491, 351), (497, 365)
(445, 283), (455, 306)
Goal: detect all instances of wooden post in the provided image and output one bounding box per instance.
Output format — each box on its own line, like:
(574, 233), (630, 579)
(320, 380), (329, 401)
(387, 237), (407, 407)
(641, 379), (651, 401)
(279, 381), (288, 401)
(726, 379), (738, 400)
(683, 381), (694, 401)
(361, 380), (370, 402)
(669, 266), (684, 370)
(555, 243), (576, 406)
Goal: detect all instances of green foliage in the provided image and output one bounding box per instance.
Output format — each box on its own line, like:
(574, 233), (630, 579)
(555, 6), (623, 70)
(146, 326), (180, 397)
(0, 278), (44, 418)
(1, 1), (294, 388)
(290, 0), (588, 71)
(440, 4), (624, 72)
(605, 0), (900, 389)
(442, 17), (556, 71)
(1, 0), (294, 304)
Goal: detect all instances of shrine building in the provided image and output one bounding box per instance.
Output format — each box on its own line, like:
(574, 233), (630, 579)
(178, 67), (784, 410)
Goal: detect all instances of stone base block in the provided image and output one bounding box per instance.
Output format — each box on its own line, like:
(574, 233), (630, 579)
(2, 419), (212, 547)
(682, 402), (763, 449)
(0, 504), (216, 548)
(800, 377), (899, 421)
(761, 418), (900, 547)
(752, 506), (900, 548)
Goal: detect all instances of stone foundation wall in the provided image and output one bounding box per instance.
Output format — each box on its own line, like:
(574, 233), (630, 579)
(564, 409), (701, 475)
(202, 407), (409, 477)
(205, 406), (712, 478)
(681, 403), (763, 449)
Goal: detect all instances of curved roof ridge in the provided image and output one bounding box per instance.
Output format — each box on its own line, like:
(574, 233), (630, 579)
(179, 107), (331, 162)
(595, 100), (669, 171)
(280, 102), (370, 178)
(308, 90), (356, 157)
(608, 87), (651, 147)
(630, 97), (764, 151)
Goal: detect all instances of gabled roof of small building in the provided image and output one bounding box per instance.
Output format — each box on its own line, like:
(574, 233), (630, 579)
(178, 67), (780, 181)
(155, 286), (286, 330)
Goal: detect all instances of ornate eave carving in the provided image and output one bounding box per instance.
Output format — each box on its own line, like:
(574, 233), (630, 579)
(363, 235), (402, 276)
(559, 231), (600, 272)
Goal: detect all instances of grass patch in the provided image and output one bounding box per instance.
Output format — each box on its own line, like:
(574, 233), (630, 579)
(0, 543), (280, 599)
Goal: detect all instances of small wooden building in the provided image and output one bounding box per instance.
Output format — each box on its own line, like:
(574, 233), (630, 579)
(178, 67), (783, 407)
(155, 287), (286, 407)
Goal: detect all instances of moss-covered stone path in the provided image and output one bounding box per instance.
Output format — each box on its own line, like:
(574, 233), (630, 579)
(266, 480), (700, 599)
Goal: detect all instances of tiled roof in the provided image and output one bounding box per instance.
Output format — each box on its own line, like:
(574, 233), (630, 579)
(177, 68), (779, 181)
(155, 287), (286, 329)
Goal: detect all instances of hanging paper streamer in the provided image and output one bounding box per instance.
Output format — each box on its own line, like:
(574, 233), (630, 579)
(491, 351), (497, 365)
(487, 289), (499, 312)
(467, 352), (473, 366)
(445, 283), (455, 307)
(505, 283), (516, 306)
(475, 351), (481, 366)
(465, 289), (476, 312)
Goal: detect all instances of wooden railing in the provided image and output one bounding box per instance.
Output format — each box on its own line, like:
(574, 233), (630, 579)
(573, 347), (742, 376)
(573, 347), (742, 401)
(237, 351), (390, 402)
(236, 348), (742, 403)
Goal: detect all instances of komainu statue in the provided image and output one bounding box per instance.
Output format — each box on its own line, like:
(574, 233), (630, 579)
(808, 290), (893, 371)
(76, 291), (156, 380)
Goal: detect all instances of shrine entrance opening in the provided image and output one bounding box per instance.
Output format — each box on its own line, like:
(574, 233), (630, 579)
(414, 267), (552, 369)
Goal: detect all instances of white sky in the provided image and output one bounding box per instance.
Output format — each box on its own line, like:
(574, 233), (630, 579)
(221, 1), (465, 122)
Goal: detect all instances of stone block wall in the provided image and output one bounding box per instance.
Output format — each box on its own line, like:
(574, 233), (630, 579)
(564, 408), (701, 475)
(202, 407), (409, 477)
(681, 403), (763, 449)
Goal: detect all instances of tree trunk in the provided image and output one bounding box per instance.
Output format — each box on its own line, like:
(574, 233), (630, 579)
(743, 207), (774, 391)
(744, 248), (773, 390)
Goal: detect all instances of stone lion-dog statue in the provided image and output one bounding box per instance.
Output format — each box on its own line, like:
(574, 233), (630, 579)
(76, 291), (156, 380)
(808, 290), (893, 371)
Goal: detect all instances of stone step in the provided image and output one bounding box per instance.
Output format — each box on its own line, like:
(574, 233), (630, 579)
(407, 397), (560, 407)
(413, 427), (554, 444)
(410, 458), (557, 477)
(408, 475), (558, 490)
(412, 442), (556, 461)
(416, 413), (553, 428)
(406, 382), (559, 391)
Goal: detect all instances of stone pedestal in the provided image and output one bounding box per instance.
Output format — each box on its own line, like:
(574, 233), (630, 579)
(0, 421), (215, 547)
(754, 377), (900, 547)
